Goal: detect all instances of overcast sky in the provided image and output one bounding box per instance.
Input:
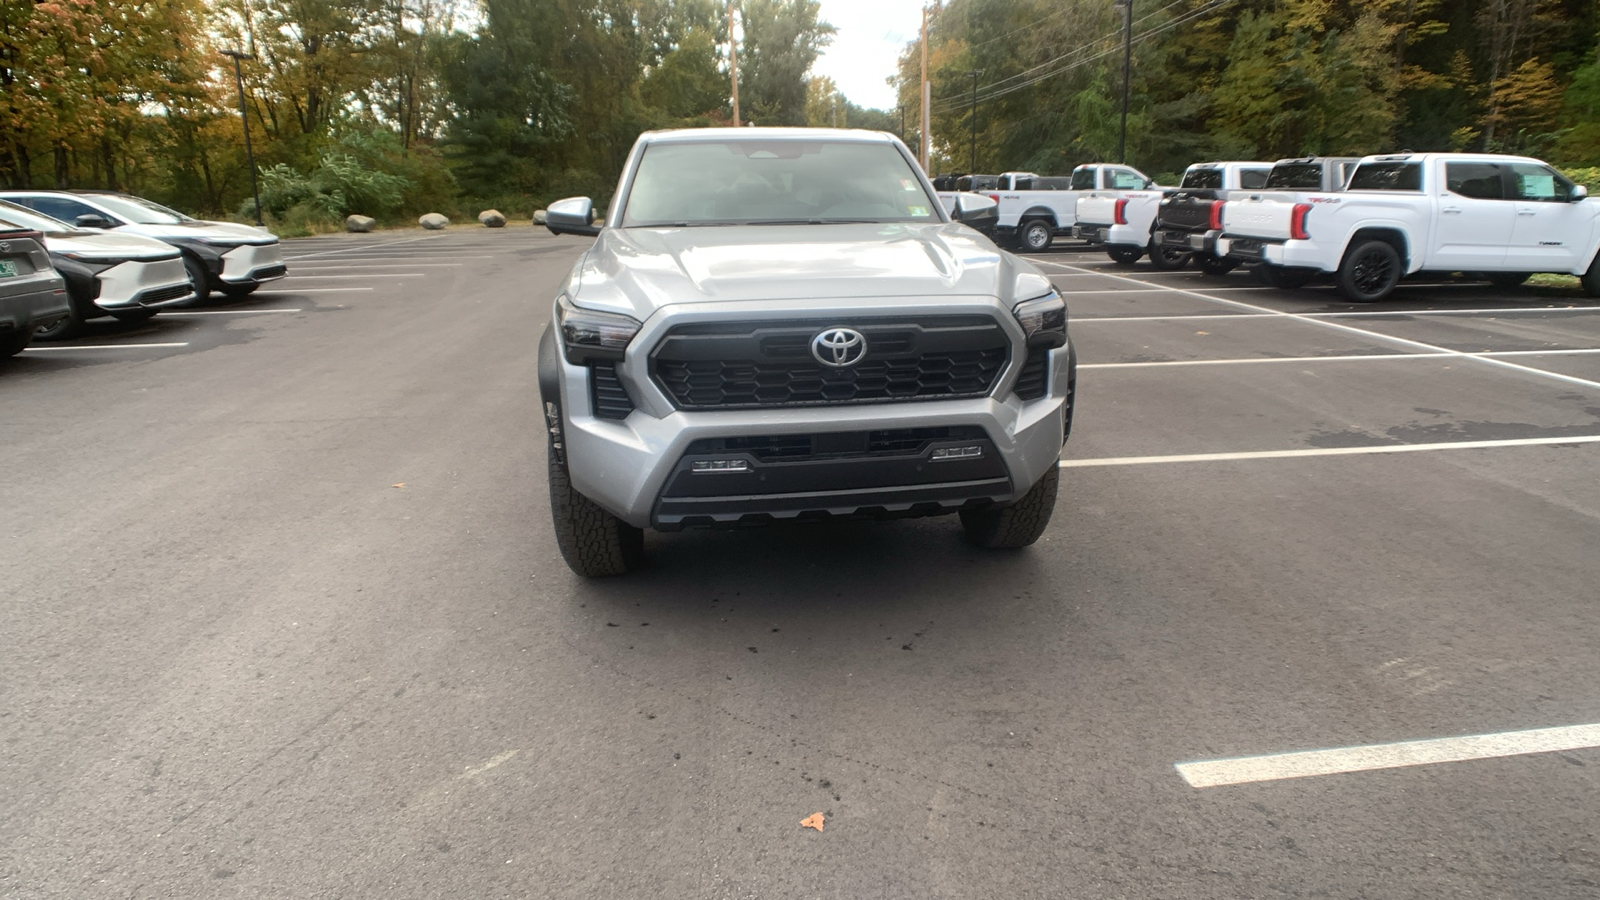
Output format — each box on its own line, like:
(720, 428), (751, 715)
(811, 1), (927, 111)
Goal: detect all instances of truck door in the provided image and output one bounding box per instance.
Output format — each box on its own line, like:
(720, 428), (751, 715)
(1433, 160), (1512, 270)
(1505, 162), (1589, 272)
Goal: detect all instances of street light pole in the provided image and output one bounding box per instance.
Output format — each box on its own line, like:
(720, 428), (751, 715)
(222, 49), (263, 227)
(1117, 0), (1133, 165)
(968, 70), (982, 176)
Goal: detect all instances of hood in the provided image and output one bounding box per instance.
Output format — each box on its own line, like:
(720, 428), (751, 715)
(118, 220), (278, 244)
(44, 229), (181, 260)
(567, 223), (1034, 321)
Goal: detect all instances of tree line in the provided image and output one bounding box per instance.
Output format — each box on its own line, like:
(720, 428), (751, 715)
(3, 0), (1598, 231)
(904, 0), (1600, 183)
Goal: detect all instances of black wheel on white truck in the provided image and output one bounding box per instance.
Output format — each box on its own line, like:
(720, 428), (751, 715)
(1195, 254), (1237, 276)
(1145, 234), (1190, 270)
(1020, 217), (1054, 252)
(1335, 239), (1402, 302)
(1107, 246), (1143, 265)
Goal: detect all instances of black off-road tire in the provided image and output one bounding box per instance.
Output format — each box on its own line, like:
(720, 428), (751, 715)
(1256, 263), (1319, 290)
(1584, 255), (1600, 297)
(1195, 254), (1238, 276)
(1107, 246), (1144, 266)
(1334, 239), (1401, 302)
(1, 328), (33, 357)
(960, 464), (1060, 549)
(1485, 272), (1531, 289)
(1146, 236), (1190, 270)
(1020, 218), (1054, 253)
(546, 402), (645, 577)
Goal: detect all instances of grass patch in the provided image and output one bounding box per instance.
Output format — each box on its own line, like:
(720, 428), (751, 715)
(1527, 273), (1583, 291)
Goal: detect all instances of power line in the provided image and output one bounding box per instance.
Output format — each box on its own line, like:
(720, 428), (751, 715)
(931, 0), (1232, 113)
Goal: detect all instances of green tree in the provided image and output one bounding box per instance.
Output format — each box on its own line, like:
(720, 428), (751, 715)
(737, 0), (833, 126)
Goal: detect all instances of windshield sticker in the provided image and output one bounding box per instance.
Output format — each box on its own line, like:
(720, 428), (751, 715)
(901, 179), (918, 191)
(908, 205), (929, 216)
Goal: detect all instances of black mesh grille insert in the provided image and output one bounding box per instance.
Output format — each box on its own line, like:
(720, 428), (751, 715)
(684, 426), (989, 462)
(251, 264), (288, 279)
(138, 283), (192, 304)
(589, 363), (635, 419)
(651, 317), (1011, 409)
(1014, 348), (1050, 401)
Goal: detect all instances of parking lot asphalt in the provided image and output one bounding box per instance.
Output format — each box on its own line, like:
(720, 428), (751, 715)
(3, 231), (1598, 898)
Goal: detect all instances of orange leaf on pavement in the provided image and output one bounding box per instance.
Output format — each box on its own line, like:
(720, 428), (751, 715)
(800, 813), (825, 832)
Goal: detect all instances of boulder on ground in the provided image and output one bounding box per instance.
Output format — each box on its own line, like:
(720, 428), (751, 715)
(533, 209), (548, 225)
(419, 213), (449, 230)
(478, 209), (507, 228)
(345, 215), (375, 233)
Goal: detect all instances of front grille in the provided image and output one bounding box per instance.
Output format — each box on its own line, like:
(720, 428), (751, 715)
(685, 426), (990, 463)
(589, 363), (635, 419)
(651, 317), (1010, 410)
(1014, 348), (1050, 400)
(137, 283), (192, 305)
(251, 264), (288, 279)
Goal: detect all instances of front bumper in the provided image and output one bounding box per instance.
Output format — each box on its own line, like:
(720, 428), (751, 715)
(551, 298), (1073, 530)
(93, 257), (195, 309)
(219, 243), (288, 285)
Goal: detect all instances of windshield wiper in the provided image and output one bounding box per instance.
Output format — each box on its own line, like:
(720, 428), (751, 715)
(745, 218), (884, 225)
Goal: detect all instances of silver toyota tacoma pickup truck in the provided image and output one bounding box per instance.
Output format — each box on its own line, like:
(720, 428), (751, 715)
(540, 128), (1076, 576)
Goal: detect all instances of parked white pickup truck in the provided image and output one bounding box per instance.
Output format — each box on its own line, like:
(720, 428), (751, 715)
(1000, 164), (1153, 253)
(1071, 165), (1169, 265)
(1215, 152), (1600, 301)
(1151, 161), (1274, 272)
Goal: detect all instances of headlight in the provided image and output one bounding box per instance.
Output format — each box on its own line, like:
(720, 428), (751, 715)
(556, 294), (642, 364)
(1012, 291), (1067, 348)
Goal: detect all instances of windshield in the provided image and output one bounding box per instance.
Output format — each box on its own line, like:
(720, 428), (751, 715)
(622, 140), (942, 227)
(0, 200), (72, 234)
(83, 194), (194, 225)
(1181, 168), (1222, 189)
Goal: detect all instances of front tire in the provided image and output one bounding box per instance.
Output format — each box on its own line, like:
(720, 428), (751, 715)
(110, 309), (156, 323)
(1020, 218), (1054, 253)
(1584, 255), (1600, 297)
(1108, 246), (1143, 266)
(1335, 240), (1401, 302)
(219, 282), (260, 299)
(1195, 254), (1237, 276)
(1, 328), (33, 357)
(960, 464), (1059, 549)
(546, 401), (645, 577)
(1146, 236), (1190, 270)
(181, 254), (212, 306)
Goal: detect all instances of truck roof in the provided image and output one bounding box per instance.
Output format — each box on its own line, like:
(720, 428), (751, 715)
(1185, 161), (1272, 168)
(1354, 151), (1550, 166)
(639, 127), (900, 145)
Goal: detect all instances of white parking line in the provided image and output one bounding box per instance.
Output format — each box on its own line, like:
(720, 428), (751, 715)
(160, 309), (303, 316)
(255, 287), (373, 293)
(1075, 306), (1598, 323)
(281, 234), (449, 260)
(1082, 348), (1600, 369)
(288, 263), (464, 269)
(1038, 260), (1600, 391)
(1058, 434), (1600, 467)
(24, 342), (189, 351)
(1176, 722), (1600, 788)
(282, 274), (425, 278)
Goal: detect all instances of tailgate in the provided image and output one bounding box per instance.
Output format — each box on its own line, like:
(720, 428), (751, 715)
(1221, 197), (1296, 240)
(1158, 195), (1215, 231)
(1075, 194), (1118, 226)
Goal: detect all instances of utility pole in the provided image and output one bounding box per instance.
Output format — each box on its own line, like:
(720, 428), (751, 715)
(967, 70), (981, 176)
(729, 1), (741, 127)
(1117, 0), (1133, 164)
(920, 6), (930, 170)
(221, 49), (262, 227)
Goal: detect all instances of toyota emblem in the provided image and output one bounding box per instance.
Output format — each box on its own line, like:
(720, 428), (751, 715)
(811, 327), (867, 367)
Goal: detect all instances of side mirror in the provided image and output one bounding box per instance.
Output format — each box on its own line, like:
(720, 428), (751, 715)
(952, 192), (999, 228)
(74, 214), (114, 229)
(1573, 185), (1589, 202)
(545, 197), (601, 237)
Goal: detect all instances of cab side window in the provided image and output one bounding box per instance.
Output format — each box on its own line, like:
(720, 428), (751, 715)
(1239, 168), (1270, 189)
(1444, 162), (1505, 200)
(1508, 163), (1575, 202)
(1110, 169), (1146, 190)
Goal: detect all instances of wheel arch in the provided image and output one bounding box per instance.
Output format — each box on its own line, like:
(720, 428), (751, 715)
(1021, 207), (1059, 227)
(1341, 226), (1411, 272)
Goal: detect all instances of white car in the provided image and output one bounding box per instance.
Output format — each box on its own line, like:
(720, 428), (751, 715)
(0, 190), (287, 300)
(1215, 152), (1600, 301)
(0, 200), (194, 339)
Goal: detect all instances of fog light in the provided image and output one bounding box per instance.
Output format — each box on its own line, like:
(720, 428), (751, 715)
(691, 459), (750, 473)
(931, 446), (983, 461)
